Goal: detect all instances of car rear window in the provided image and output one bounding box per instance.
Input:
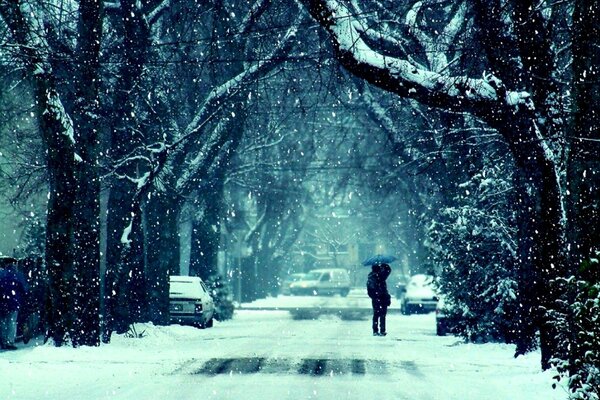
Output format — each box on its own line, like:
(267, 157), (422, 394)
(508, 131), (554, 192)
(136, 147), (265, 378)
(170, 280), (204, 298)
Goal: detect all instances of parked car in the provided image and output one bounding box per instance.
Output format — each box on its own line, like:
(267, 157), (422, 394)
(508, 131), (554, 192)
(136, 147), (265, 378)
(395, 274), (409, 300)
(279, 273), (307, 296)
(289, 268), (351, 296)
(436, 296), (449, 336)
(169, 275), (215, 328)
(399, 274), (438, 314)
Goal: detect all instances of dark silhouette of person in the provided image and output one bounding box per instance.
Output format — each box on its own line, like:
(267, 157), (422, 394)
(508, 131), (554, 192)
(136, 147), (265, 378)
(0, 260), (29, 350)
(367, 263), (392, 336)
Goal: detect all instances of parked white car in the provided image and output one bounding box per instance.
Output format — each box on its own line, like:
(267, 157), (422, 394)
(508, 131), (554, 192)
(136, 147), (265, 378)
(399, 274), (438, 314)
(289, 268), (351, 297)
(279, 273), (307, 296)
(169, 276), (215, 328)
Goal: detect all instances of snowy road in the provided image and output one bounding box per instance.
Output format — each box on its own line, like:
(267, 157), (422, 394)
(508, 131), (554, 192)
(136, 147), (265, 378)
(0, 309), (564, 400)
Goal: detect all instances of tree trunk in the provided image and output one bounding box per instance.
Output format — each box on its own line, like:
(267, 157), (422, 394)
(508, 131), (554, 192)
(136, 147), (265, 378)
(569, 0), (600, 268)
(240, 257), (257, 302)
(564, 0), (600, 378)
(104, 0), (150, 337)
(104, 196), (146, 337)
(187, 97), (248, 280)
(145, 191), (180, 325)
(502, 117), (565, 369)
(0, 0), (103, 346)
(68, 0), (104, 347)
(189, 194), (222, 280)
(44, 115), (76, 345)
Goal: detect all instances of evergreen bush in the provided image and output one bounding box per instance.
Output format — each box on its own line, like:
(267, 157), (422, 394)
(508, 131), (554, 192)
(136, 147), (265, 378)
(206, 274), (235, 321)
(552, 258), (600, 400)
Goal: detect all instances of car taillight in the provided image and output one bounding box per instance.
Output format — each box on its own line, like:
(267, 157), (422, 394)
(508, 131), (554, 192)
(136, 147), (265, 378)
(195, 303), (203, 313)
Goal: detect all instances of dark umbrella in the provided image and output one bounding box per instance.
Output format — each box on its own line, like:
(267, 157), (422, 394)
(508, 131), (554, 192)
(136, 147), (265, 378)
(362, 254), (397, 266)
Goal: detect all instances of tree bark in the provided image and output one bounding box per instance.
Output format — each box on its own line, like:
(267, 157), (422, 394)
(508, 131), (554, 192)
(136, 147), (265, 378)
(189, 194), (222, 280)
(0, 0), (103, 346)
(498, 113), (565, 369)
(569, 0), (600, 267)
(69, 0), (104, 347)
(145, 191), (180, 325)
(104, 0), (151, 337)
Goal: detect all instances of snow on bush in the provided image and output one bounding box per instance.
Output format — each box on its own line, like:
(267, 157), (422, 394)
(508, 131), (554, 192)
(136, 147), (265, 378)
(552, 258), (600, 400)
(428, 161), (520, 343)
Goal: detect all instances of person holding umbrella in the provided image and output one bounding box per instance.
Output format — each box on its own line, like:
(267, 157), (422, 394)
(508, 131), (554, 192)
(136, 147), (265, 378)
(366, 259), (393, 337)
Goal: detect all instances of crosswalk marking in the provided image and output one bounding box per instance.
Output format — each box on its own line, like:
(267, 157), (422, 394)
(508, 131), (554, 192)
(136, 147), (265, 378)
(191, 357), (394, 376)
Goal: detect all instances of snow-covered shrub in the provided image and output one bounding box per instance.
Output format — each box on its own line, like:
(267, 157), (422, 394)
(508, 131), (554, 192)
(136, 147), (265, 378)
(552, 258), (600, 400)
(289, 309), (320, 320)
(124, 324), (147, 339)
(206, 274), (235, 321)
(19, 216), (46, 257)
(427, 163), (520, 343)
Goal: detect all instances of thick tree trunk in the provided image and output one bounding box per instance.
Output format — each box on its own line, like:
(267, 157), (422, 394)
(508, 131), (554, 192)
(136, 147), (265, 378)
(569, 0), (600, 268)
(240, 257), (258, 303)
(69, 0), (104, 347)
(189, 194), (222, 280)
(0, 0), (70, 346)
(104, 198), (146, 337)
(44, 114), (77, 345)
(501, 117), (565, 369)
(187, 99), (248, 280)
(104, 0), (150, 337)
(0, 0), (103, 346)
(253, 202), (282, 299)
(564, 0), (600, 379)
(145, 191), (180, 325)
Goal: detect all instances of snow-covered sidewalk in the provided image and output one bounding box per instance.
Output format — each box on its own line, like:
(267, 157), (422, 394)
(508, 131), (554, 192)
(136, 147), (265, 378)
(0, 310), (565, 400)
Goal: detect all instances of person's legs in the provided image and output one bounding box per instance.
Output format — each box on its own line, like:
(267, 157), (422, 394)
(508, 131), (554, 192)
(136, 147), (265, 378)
(0, 314), (7, 348)
(372, 307), (379, 334)
(372, 299), (385, 334)
(1, 312), (18, 349)
(0, 312), (14, 348)
(379, 306), (388, 335)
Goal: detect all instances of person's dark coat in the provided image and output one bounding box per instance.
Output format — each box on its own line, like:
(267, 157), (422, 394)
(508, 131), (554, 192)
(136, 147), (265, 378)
(367, 264), (391, 307)
(0, 268), (28, 316)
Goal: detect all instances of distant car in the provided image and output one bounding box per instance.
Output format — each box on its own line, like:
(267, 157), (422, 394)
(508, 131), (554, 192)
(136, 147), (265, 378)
(436, 296), (449, 336)
(289, 268), (351, 297)
(400, 274), (438, 314)
(169, 275), (215, 328)
(395, 275), (409, 300)
(280, 273), (307, 296)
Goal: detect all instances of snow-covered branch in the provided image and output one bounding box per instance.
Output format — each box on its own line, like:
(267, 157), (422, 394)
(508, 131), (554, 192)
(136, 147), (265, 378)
(183, 22), (299, 139)
(171, 15), (302, 194)
(239, 0), (271, 36)
(243, 133), (288, 153)
(244, 204), (268, 243)
(298, 0), (531, 113)
(405, 1), (467, 73)
(147, 0), (171, 26)
(0, 0), (76, 150)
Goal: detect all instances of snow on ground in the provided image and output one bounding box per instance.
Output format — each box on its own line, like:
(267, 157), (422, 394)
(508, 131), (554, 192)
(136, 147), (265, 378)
(240, 288), (378, 310)
(0, 296), (566, 400)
